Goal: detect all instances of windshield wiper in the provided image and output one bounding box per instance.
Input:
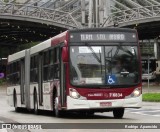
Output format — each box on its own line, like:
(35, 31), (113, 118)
(85, 43), (101, 63)
(85, 42), (103, 75)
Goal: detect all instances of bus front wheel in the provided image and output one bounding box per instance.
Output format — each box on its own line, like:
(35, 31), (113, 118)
(113, 108), (124, 119)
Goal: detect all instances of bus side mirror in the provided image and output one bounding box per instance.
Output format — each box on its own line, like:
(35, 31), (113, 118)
(62, 47), (68, 62)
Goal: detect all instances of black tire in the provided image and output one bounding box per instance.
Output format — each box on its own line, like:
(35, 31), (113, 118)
(14, 91), (19, 112)
(80, 111), (94, 116)
(113, 108), (124, 119)
(34, 91), (39, 115)
(54, 94), (62, 117)
(79, 112), (87, 116)
(87, 111), (94, 116)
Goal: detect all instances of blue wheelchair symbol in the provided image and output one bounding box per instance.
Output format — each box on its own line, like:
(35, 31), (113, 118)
(106, 75), (117, 85)
(108, 76), (115, 84)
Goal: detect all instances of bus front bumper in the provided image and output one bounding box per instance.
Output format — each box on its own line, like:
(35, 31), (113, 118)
(66, 95), (142, 110)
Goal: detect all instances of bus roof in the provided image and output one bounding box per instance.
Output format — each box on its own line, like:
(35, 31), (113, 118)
(8, 28), (136, 62)
(30, 31), (67, 55)
(69, 27), (137, 33)
(8, 50), (26, 63)
(7, 31), (68, 62)
(30, 38), (52, 55)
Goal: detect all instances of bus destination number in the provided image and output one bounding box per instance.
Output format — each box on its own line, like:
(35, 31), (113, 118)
(109, 93), (123, 98)
(80, 34), (125, 41)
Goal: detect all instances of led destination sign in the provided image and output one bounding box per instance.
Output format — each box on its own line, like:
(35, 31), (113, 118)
(80, 34), (125, 41)
(70, 32), (137, 43)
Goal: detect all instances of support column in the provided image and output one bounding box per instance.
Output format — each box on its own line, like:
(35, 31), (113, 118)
(99, 0), (104, 26)
(104, 0), (111, 26)
(81, 0), (86, 25)
(88, 0), (93, 28)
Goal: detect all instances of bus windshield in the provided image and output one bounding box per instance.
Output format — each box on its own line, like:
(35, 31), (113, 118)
(70, 44), (140, 87)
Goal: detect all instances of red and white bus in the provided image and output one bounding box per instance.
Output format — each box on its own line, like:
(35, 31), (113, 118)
(7, 28), (142, 118)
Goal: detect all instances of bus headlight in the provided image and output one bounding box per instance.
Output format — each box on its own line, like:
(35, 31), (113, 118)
(133, 89), (140, 97)
(69, 88), (80, 99)
(125, 87), (141, 99)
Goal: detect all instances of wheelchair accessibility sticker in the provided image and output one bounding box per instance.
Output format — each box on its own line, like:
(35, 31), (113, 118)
(106, 75), (117, 84)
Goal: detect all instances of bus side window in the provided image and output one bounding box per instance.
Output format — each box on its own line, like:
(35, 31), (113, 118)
(30, 56), (38, 83)
(49, 50), (54, 80)
(13, 62), (16, 84)
(35, 56), (38, 82)
(7, 64), (11, 85)
(54, 48), (60, 79)
(30, 57), (34, 82)
(43, 51), (49, 81)
(49, 48), (60, 80)
(16, 61), (20, 84)
(9, 65), (12, 85)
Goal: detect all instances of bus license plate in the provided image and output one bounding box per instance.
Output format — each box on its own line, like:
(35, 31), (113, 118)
(100, 102), (112, 107)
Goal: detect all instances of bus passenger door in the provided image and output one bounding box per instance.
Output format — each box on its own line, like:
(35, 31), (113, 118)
(20, 59), (25, 104)
(60, 47), (67, 107)
(38, 53), (43, 106)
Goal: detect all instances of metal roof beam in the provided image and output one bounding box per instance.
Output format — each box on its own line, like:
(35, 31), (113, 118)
(136, 0), (154, 6)
(122, 0), (142, 8)
(119, 0), (154, 16)
(7, 0), (15, 3)
(29, 0), (42, 5)
(110, 5), (123, 12)
(0, 0), (3, 3)
(113, 0), (131, 10)
(43, 0), (58, 9)
(58, 0), (79, 11)
(136, 0), (160, 11)
(38, 0), (52, 8)
(0, 3), (79, 29)
(10, 0), (41, 14)
(149, 0), (160, 5)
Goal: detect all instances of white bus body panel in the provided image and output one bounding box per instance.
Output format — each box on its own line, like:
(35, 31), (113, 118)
(43, 82), (52, 110)
(29, 82), (52, 110)
(7, 86), (21, 107)
(30, 83), (39, 109)
(8, 50), (25, 63)
(30, 39), (51, 55)
(43, 94), (52, 110)
(7, 50), (26, 108)
(67, 95), (142, 110)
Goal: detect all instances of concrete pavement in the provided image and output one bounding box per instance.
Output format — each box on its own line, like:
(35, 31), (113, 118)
(0, 85), (6, 95)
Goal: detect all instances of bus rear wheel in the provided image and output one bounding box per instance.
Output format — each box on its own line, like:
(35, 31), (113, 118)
(14, 91), (19, 112)
(113, 108), (124, 119)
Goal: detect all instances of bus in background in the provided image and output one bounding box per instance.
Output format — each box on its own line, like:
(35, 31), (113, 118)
(0, 58), (7, 79)
(7, 28), (142, 118)
(155, 60), (160, 81)
(141, 58), (156, 81)
(156, 61), (160, 74)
